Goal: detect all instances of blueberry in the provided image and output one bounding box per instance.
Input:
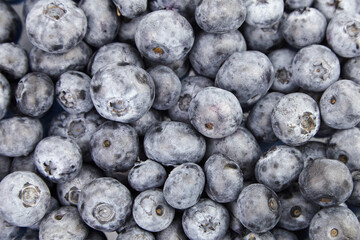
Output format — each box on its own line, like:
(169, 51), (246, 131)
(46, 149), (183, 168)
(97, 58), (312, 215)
(55, 71), (93, 114)
(129, 108), (163, 136)
(79, 0), (120, 48)
(320, 80), (360, 129)
(117, 226), (155, 240)
(15, 72), (54, 118)
(0, 117), (43, 157)
(342, 56), (360, 84)
(309, 206), (360, 239)
(348, 170), (360, 206)
(255, 145), (303, 192)
(204, 153), (243, 203)
(206, 126), (262, 179)
(281, 8), (327, 49)
(135, 10), (194, 64)
(57, 164), (103, 206)
(215, 51), (275, 107)
(112, 0), (147, 18)
(11, 153), (37, 173)
(278, 184), (320, 231)
(0, 73), (10, 120)
(297, 141), (327, 167)
(0, 1), (21, 43)
(237, 183), (281, 233)
(271, 92), (320, 146)
(326, 127), (360, 171)
(34, 136), (82, 183)
(242, 18), (285, 53)
(0, 171), (51, 227)
(144, 121), (206, 166)
(189, 87), (243, 138)
(168, 75), (213, 123)
(149, 0), (200, 22)
(0, 42), (28, 80)
(245, 0), (284, 28)
(29, 41), (93, 79)
(189, 30), (246, 79)
(148, 65), (181, 110)
(314, 0), (357, 21)
(133, 188), (175, 232)
(236, 231), (276, 240)
(26, 0), (87, 53)
(156, 216), (187, 240)
(49, 111), (100, 155)
(285, 0), (314, 10)
(326, 12), (360, 58)
(77, 177), (132, 231)
(0, 209), (20, 240)
(298, 158), (353, 207)
(89, 42), (144, 76)
(90, 121), (138, 172)
(247, 92), (284, 142)
(90, 63), (155, 123)
(39, 206), (89, 240)
(195, 0), (246, 33)
(128, 159), (167, 192)
(271, 228), (299, 240)
(182, 198), (230, 240)
(0, 155), (11, 181)
(268, 48), (297, 93)
(292, 44), (340, 92)
(163, 163), (205, 209)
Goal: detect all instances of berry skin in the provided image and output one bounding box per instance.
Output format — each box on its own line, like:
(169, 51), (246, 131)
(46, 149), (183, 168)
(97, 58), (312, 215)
(0, 73), (10, 120)
(309, 206), (360, 240)
(77, 177), (132, 232)
(327, 127), (360, 171)
(182, 198), (230, 240)
(0, 171), (51, 227)
(90, 121), (138, 172)
(132, 188), (175, 232)
(320, 80), (360, 129)
(281, 8), (327, 49)
(271, 92), (320, 146)
(90, 63), (155, 123)
(189, 30), (247, 79)
(326, 12), (360, 58)
(144, 121), (206, 166)
(188, 87), (243, 139)
(215, 51), (275, 107)
(291, 44), (340, 92)
(26, 0), (87, 53)
(163, 163), (205, 210)
(135, 10), (194, 64)
(255, 145), (303, 192)
(34, 136), (82, 183)
(39, 206), (89, 240)
(56, 71), (93, 114)
(204, 154), (243, 203)
(16, 72), (54, 118)
(298, 158), (353, 207)
(237, 183), (281, 233)
(195, 0), (246, 33)
(0, 117), (43, 157)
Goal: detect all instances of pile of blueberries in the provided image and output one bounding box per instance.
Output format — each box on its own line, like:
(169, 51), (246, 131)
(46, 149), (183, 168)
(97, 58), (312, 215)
(1, 0), (360, 239)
